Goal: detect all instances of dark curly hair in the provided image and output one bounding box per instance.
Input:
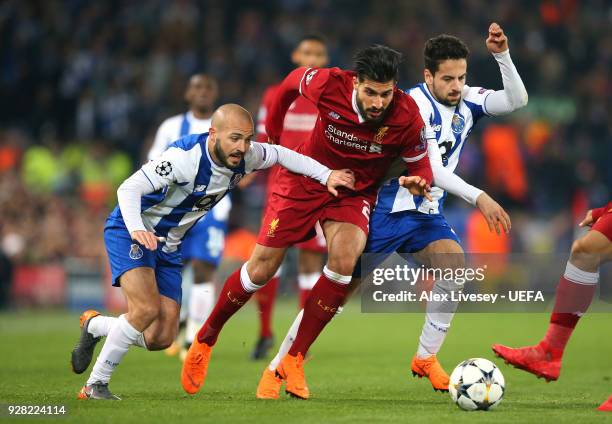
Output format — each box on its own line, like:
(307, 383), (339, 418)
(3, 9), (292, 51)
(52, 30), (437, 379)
(424, 34), (469, 74)
(353, 44), (402, 83)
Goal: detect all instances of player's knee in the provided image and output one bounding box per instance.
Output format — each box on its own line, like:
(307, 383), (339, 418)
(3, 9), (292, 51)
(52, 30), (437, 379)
(570, 237), (603, 269)
(145, 333), (174, 351)
(246, 261), (275, 285)
(156, 334), (175, 350)
(433, 255), (465, 270)
(571, 237), (596, 255)
(426, 241), (465, 269)
(133, 302), (161, 327)
(327, 256), (357, 277)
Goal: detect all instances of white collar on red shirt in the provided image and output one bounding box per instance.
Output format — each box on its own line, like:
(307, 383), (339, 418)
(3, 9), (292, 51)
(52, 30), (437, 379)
(351, 89), (365, 123)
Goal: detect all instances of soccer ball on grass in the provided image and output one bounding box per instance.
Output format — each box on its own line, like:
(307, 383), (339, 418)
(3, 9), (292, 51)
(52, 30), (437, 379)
(449, 358), (505, 411)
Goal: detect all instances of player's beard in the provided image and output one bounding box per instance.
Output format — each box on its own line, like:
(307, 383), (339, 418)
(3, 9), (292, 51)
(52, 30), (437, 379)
(356, 97), (388, 124)
(214, 140), (243, 168)
(440, 94), (460, 107)
(433, 84), (461, 107)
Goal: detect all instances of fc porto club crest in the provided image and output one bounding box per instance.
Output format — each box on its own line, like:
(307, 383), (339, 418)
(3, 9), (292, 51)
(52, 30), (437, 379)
(129, 243), (144, 260)
(451, 114), (465, 134)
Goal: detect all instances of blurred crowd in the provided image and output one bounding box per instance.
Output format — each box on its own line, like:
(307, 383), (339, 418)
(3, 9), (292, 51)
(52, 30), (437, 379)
(0, 130), (128, 264)
(0, 0), (610, 266)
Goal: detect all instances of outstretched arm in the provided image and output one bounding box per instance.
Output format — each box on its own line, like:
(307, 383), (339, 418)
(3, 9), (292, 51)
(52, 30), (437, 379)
(482, 22), (528, 115)
(428, 140), (511, 234)
(428, 140), (482, 205)
(248, 142), (355, 196)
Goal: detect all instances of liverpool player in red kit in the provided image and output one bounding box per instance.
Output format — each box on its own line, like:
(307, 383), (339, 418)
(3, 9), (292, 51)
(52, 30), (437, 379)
(181, 45), (434, 398)
(251, 35), (330, 360)
(493, 202), (612, 411)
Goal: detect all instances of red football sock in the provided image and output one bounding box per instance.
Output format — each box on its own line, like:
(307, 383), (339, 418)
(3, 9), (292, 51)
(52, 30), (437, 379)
(197, 267), (253, 346)
(542, 272), (597, 354)
(289, 272), (349, 356)
(255, 276), (279, 338)
(299, 289), (311, 310)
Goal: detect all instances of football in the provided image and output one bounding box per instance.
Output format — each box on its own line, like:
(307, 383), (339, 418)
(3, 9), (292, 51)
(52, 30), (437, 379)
(449, 358), (505, 411)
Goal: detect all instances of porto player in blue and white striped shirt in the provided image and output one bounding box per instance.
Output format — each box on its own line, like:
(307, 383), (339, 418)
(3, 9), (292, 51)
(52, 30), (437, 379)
(70, 104), (355, 400)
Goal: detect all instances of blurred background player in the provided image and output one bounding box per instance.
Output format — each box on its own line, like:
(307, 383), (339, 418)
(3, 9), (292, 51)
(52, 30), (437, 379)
(251, 34), (330, 360)
(148, 73), (229, 360)
(257, 23), (527, 398)
(493, 201), (612, 412)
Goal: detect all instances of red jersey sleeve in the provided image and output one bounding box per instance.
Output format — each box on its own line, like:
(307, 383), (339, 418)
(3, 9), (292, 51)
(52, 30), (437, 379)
(592, 201), (612, 223)
(401, 117), (434, 185)
(298, 67), (331, 105)
(256, 86), (277, 142)
(265, 67), (330, 143)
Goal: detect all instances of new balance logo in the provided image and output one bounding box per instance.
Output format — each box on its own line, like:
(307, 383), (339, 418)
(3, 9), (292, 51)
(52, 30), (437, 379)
(369, 143), (382, 154)
(328, 111), (340, 120)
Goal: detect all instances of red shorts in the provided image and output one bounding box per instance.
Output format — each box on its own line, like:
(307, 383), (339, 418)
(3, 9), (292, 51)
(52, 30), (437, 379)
(259, 168), (372, 249)
(592, 208), (612, 241)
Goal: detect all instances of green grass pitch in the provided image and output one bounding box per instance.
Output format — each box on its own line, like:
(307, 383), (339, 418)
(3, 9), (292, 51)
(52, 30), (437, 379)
(1, 300), (611, 423)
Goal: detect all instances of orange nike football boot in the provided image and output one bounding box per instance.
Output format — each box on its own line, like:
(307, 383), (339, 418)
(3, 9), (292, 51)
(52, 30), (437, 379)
(411, 354), (449, 392)
(256, 367), (283, 399)
(181, 339), (213, 394)
(597, 394), (612, 412)
(492, 342), (561, 381)
(276, 353), (309, 399)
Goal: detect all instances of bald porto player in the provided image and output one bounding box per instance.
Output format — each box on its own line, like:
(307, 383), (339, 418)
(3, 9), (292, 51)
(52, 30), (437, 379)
(69, 104), (354, 400)
(182, 45), (434, 399)
(149, 73), (229, 360)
